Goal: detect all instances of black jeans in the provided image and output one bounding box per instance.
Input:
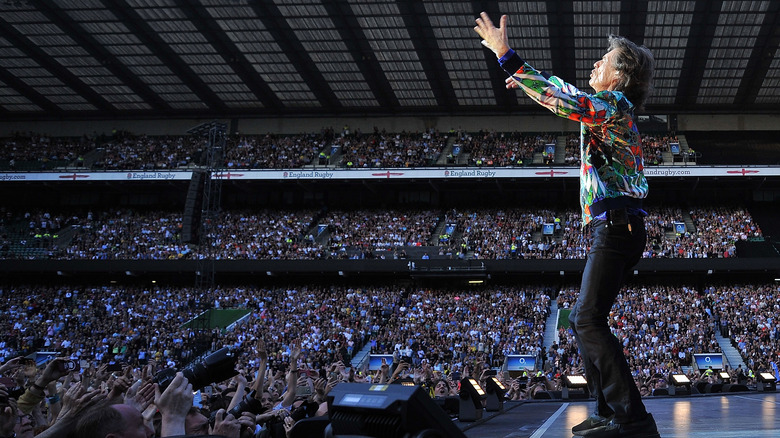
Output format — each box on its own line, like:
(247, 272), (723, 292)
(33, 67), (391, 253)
(568, 213), (648, 423)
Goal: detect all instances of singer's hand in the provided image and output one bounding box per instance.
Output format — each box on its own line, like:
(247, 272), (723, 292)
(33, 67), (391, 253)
(505, 76), (519, 89)
(474, 12), (511, 58)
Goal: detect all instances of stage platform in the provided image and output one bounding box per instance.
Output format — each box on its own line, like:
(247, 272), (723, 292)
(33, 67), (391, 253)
(457, 391), (780, 437)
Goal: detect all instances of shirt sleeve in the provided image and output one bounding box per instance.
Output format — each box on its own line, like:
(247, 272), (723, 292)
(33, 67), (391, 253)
(17, 388), (45, 414)
(498, 49), (618, 126)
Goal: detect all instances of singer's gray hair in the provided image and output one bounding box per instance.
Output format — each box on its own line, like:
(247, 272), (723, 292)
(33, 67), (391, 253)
(607, 35), (655, 111)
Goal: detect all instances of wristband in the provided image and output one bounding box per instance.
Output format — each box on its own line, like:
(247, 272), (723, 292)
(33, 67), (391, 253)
(47, 394), (61, 404)
(30, 382), (46, 392)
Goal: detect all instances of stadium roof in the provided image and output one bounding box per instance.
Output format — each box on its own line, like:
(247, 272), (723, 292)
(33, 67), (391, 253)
(0, 0), (778, 120)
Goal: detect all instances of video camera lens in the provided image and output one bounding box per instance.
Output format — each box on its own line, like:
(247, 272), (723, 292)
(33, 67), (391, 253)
(228, 394), (265, 418)
(154, 346), (239, 392)
(208, 394), (265, 428)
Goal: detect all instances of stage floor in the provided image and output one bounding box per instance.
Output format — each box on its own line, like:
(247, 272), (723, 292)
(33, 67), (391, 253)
(457, 391), (780, 437)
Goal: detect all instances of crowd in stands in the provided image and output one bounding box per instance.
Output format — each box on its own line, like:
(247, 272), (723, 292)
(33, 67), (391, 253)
(0, 282), (548, 437)
(368, 286), (551, 372)
(707, 283), (780, 377)
(93, 134), (205, 171)
(1, 128), (691, 171)
(642, 133), (677, 166)
(0, 135), (93, 170)
(457, 132), (553, 167)
(448, 208), (557, 259)
(0, 204), (763, 261)
(554, 282), (776, 397)
(557, 284), (721, 375)
(562, 133), (579, 166)
(223, 133), (329, 170)
(337, 129), (446, 168)
(1, 279), (778, 437)
(322, 209), (439, 252)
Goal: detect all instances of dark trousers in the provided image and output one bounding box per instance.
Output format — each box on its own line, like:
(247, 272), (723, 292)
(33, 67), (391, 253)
(568, 213), (648, 423)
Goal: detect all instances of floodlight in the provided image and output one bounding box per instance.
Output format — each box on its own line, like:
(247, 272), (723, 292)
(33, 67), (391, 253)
(757, 372), (777, 392)
(458, 378), (486, 422)
(670, 374), (690, 385)
(668, 374), (691, 396)
(564, 375), (588, 387)
(484, 376), (507, 412)
(562, 375), (589, 399)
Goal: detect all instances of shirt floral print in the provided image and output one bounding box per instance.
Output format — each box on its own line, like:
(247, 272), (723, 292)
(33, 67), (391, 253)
(499, 49), (648, 225)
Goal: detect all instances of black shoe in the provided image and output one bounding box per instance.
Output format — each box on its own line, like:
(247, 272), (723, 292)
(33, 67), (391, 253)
(578, 413), (660, 438)
(571, 413), (614, 436)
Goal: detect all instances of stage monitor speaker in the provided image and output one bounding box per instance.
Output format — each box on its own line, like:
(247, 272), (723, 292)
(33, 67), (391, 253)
(721, 384), (749, 392)
(326, 383), (465, 438)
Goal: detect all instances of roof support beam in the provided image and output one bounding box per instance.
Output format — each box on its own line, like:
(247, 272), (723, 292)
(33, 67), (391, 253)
(0, 14), (113, 113)
(0, 66), (60, 113)
(546, 0), (577, 84)
(36, 1), (170, 111)
(111, 0), (226, 111)
(245, 1), (348, 112)
(734, 2), (780, 108)
(174, 0), (284, 111)
(676, 0), (722, 108)
(619, 0), (648, 46)
(319, 1), (397, 111)
(396, 0), (459, 110)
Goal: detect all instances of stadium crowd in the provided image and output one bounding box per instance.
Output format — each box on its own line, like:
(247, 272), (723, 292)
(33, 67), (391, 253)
(1, 128), (687, 171)
(459, 132), (554, 167)
(1, 279), (778, 437)
(0, 204), (763, 261)
(337, 129), (446, 168)
(707, 283), (780, 377)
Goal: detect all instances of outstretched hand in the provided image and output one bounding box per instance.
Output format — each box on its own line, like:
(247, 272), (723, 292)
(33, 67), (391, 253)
(473, 12), (511, 58)
(56, 382), (106, 423)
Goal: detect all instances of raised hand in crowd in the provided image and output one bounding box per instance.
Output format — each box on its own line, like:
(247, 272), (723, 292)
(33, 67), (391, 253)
(154, 372), (193, 437)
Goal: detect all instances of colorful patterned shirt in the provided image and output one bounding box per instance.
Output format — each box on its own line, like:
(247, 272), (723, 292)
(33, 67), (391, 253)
(498, 49), (648, 225)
